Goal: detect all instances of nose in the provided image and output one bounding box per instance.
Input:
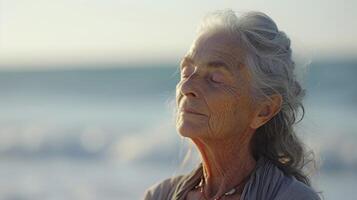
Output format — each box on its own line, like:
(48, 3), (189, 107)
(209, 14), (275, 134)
(179, 73), (199, 98)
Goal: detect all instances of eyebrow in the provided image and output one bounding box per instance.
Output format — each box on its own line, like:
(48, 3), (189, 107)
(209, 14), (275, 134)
(206, 61), (232, 73)
(180, 56), (233, 75)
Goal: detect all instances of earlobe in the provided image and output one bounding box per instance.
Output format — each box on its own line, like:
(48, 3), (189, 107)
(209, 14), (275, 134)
(249, 94), (282, 129)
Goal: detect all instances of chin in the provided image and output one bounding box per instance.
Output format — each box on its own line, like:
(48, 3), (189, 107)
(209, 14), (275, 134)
(176, 121), (207, 138)
(176, 113), (209, 137)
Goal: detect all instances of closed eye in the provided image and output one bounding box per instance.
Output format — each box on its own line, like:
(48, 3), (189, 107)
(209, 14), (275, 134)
(180, 70), (189, 79)
(210, 72), (225, 83)
(180, 65), (194, 79)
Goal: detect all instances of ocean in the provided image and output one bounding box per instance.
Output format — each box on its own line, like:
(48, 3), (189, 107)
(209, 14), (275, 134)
(0, 60), (356, 199)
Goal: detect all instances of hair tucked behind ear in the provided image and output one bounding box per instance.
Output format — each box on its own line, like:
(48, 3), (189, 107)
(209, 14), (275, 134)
(198, 10), (316, 186)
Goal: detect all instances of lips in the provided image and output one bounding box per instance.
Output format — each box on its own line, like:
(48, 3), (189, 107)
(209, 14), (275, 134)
(180, 107), (206, 117)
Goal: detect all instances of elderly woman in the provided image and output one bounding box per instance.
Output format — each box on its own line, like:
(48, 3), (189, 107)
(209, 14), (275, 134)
(144, 10), (320, 200)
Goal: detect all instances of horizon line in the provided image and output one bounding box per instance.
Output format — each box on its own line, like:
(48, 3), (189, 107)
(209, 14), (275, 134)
(0, 54), (356, 72)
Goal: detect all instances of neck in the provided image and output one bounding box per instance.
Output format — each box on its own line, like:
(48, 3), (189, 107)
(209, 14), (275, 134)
(192, 131), (257, 199)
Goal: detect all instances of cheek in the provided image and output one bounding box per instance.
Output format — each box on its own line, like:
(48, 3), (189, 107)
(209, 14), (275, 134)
(206, 85), (242, 136)
(175, 82), (183, 106)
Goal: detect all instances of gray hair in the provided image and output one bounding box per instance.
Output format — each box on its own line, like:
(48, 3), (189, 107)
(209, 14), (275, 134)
(198, 10), (315, 185)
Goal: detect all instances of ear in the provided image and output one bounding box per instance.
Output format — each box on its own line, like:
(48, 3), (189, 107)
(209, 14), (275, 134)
(250, 94), (283, 129)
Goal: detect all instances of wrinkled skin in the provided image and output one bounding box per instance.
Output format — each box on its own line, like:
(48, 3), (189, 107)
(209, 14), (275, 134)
(175, 30), (282, 199)
(176, 30), (256, 141)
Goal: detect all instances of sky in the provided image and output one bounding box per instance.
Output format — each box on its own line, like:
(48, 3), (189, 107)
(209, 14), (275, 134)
(0, 0), (356, 69)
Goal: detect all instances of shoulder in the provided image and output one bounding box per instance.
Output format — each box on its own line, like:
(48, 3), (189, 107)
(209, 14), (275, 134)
(276, 176), (321, 200)
(243, 157), (321, 200)
(143, 175), (186, 200)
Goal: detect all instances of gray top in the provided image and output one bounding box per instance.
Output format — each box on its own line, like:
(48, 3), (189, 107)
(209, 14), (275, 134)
(143, 157), (321, 200)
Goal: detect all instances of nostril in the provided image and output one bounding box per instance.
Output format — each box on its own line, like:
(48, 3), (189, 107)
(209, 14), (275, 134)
(180, 83), (198, 97)
(180, 88), (198, 98)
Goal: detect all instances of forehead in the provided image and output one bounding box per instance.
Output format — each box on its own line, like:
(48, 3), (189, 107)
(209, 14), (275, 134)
(186, 30), (245, 68)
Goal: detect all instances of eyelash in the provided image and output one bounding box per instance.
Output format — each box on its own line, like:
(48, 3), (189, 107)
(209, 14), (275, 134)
(180, 68), (224, 84)
(180, 72), (189, 79)
(210, 77), (221, 83)
(210, 73), (224, 84)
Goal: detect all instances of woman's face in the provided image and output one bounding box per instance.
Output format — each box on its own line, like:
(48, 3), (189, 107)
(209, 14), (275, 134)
(176, 30), (258, 140)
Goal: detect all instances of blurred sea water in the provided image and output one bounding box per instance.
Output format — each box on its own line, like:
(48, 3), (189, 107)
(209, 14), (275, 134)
(0, 60), (356, 199)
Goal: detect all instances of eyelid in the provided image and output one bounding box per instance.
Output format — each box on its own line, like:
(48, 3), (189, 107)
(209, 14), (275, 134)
(180, 65), (195, 78)
(210, 72), (225, 83)
(180, 62), (191, 72)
